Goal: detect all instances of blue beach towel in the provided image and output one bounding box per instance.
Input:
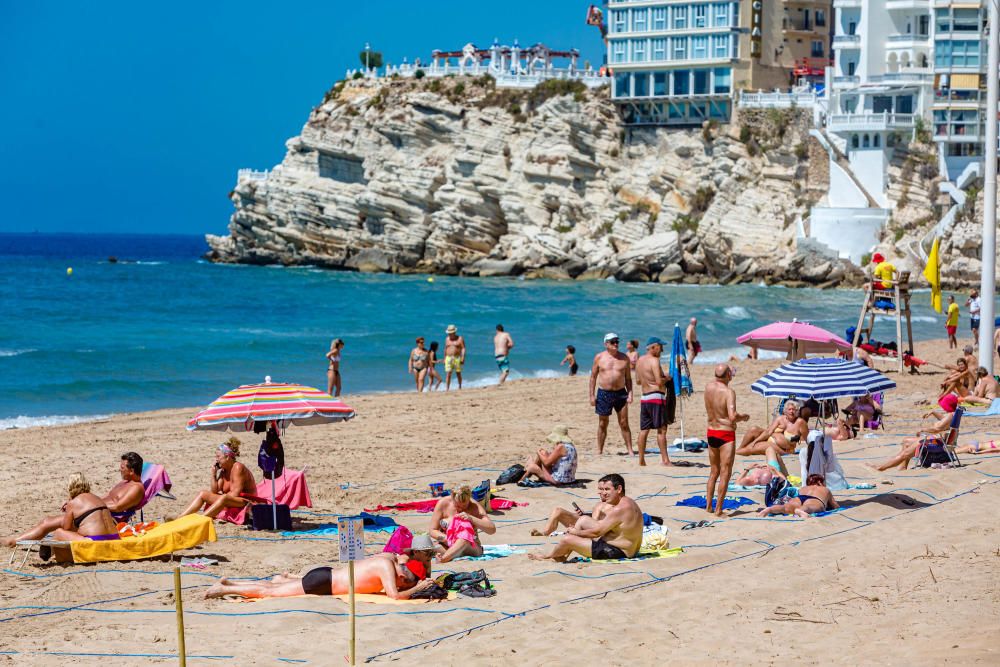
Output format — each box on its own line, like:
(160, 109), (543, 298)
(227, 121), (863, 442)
(675, 495), (755, 511)
(965, 399), (1000, 417)
(455, 544), (524, 561)
(280, 512), (397, 537)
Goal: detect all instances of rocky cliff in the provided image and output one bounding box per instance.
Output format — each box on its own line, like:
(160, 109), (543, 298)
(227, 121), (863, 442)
(206, 76), (910, 286)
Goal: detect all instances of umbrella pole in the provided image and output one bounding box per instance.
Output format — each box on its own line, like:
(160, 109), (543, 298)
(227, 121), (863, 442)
(679, 396), (686, 450)
(271, 474), (277, 531)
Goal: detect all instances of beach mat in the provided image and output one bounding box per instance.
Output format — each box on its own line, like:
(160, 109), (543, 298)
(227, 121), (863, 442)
(569, 547), (683, 564)
(675, 495), (755, 511)
(280, 512), (397, 537)
(455, 544), (524, 561)
(70, 515), (216, 563)
(965, 399), (1000, 417)
(365, 497), (527, 513)
(334, 591), (457, 604)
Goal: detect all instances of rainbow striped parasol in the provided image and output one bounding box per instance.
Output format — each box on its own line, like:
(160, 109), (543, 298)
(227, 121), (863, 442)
(186, 380), (355, 431)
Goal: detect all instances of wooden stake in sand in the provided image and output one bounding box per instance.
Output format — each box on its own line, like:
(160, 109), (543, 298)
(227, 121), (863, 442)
(174, 566), (187, 667)
(338, 516), (365, 665)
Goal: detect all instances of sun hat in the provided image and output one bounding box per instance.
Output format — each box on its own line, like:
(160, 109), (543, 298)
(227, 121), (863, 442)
(546, 424), (573, 444)
(604, 332), (619, 343)
(646, 336), (665, 347)
(446, 324), (457, 334)
(409, 534), (437, 552)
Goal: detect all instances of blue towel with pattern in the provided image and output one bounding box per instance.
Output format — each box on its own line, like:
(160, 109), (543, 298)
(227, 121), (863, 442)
(675, 495), (755, 511)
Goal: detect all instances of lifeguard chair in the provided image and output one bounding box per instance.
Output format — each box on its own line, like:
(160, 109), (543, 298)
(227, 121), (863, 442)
(851, 271), (915, 373)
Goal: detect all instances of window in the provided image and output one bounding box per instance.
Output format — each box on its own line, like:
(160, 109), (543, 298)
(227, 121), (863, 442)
(872, 96), (892, 113)
(632, 39), (646, 62)
(816, 10), (825, 27)
(953, 8), (980, 31)
(919, 15), (929, 36)
(847, 61), (856, 75)
(693, 69), (709, 94)
(862, 134), (870, 148)
(937, 40), (982, 68)
(713, 67), (731, 93)
(673, 5), (687, 29)
(873, 135), (880, 148)
(674, 36), (688, 60)
(848, 21), (856, 35)
(614, 72), (630, 98)
(634, 72), (649, 96)
(654, 71), (668, 96)
(673, 69), (690, 95)
(612, 10), (626, 34)
(612, 40), (626, 64)
(652, 7), (667, 30)
(714, 34), (729, 58)
(811, 40), (824, 58)
(652, 38), (666, 61)
(692, 36), (708, 59)
(633, 8), (647, 32)
(714, 3), (729, 27)
(896, 95), (913, 114)
(694, 4), (707, 28)
(935, 8), (950, 33)
(851, 134), (859, 149)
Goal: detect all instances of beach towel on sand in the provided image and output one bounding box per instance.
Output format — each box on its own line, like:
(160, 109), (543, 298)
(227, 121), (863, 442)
(218, 468), (312, 525)
(568, 547), (683, 564)
(243, 591), (456, 604)
(365, 497), (527, 513)
(70, 515), (216, 563)
(454, 544), (523, 561)
(280, 513), (397, 538)
(965, 398), (1000, 417)
(675, 495), (755, 511)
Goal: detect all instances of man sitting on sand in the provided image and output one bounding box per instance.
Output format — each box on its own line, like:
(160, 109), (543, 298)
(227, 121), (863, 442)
(178, 438), (255, 519)
(428, 485), (496, 562)
(737, 400), (806, 456)
(519, 425), (578, 486)
(959, 367), (999, 407)
(1, 452), (144, 548)
(867, 394), (959, 471)
(204, 551), (436, 600)
(529, 474), (643, 561)
(757, 474), (839, 518)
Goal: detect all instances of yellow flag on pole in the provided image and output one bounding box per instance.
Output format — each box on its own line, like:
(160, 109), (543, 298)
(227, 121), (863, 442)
(922, 237), (942, 313)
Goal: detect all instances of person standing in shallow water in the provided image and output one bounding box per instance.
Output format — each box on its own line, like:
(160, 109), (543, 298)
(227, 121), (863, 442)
(561, 345), (578, 376)
(426, 341), (443, 391)
(686, 318), (701, 365)
(326, 338), (344, 396)
(494, 324), (514, 385)
(409, 337), (429, 393)
(444, 325), (465, 390)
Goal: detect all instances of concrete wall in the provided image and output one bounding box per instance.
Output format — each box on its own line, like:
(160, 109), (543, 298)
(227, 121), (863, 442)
(828, 161), (869, 207)
(809, 206), (890, 263)
(848, 144), (889, 206)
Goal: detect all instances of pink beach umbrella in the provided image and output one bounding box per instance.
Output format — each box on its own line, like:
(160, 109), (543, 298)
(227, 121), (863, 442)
(736, 319), (851, 359)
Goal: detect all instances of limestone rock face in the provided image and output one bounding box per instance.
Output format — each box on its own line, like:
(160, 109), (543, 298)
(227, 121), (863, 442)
(207, 78), (852, 285)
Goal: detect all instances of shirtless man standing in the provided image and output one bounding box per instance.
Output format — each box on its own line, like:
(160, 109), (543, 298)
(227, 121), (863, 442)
(636, 337), (675, 467)
(589, 333), (634, 455)
(686, 317), (701, 365)
(204, 552), (435, 600)
(444, 324), (466, 391)
(529, 474), (643, 561)
(704, 364), (749, 516)
(493, 324), (514, 385)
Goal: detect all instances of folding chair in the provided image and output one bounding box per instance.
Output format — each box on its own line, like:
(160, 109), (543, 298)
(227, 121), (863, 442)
(916, 407), (964, 467)
(112, 462), (175, 524)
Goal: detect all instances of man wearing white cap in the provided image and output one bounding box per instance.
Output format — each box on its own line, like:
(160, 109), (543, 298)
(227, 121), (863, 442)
(589, 333), (633, 455)
(444, 324), (465, 390)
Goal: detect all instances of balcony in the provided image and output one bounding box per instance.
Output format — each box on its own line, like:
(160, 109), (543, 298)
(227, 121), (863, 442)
(832, 74), (860, 88)
(869, 69), (933, 85)
(833, 0), (862, 7)
(833, 34), (861, 48)
(887, 0), (929, 9)
(827, 112), (917, 132)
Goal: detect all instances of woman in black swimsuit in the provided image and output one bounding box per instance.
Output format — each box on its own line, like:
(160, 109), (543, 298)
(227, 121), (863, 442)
(756, 474), (839, 518)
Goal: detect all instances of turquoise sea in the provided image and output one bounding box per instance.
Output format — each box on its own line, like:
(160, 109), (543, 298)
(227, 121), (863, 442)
(0, 233), (960, 427)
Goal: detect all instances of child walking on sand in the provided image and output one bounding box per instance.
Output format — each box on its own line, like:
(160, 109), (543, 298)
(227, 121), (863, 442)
(561, 345), (578, 376)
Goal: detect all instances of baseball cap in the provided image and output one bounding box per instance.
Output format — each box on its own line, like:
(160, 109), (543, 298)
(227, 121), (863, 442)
(646, 336), (665, 347)
(405, 560), (427, 580)
(604, 332), (619, 343)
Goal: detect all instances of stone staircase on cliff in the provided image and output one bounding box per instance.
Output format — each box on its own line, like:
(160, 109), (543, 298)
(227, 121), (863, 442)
(811, 129), (879, 208)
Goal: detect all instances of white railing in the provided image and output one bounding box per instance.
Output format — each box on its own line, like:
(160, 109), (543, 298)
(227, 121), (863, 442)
(832, 75), (860, 86)
(827, 112), (916, 130)
(345, 62), (608, 90)
(833, 34), (861, 45)
(738, 90), (817, 108)
(237, 169), (270, 182)
(869, 70), (933, 83)
(887, 33), (930, 42)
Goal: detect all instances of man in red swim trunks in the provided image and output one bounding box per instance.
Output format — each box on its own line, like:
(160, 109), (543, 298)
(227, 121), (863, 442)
(704, 364), (750, 517)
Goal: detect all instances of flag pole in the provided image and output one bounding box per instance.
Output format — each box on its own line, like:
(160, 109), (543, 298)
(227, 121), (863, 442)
(979, 0), (998, 372)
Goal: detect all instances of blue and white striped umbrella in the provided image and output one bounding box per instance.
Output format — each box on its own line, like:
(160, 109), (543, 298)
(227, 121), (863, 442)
(750, 357), (896, 399)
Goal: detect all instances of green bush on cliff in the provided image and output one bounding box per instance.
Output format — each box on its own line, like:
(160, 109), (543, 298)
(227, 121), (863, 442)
(525, 79), (588, 111)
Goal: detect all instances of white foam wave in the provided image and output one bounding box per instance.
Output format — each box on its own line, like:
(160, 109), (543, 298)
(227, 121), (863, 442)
(0, 414), (111, 430)
(908, 315), (938, 323)
(723, 306), (750, 319)
(0, 348), (35, 358)
(460, 368), (566, 388)
(134, 261), (166, 266)
(693, 347), (786, 364)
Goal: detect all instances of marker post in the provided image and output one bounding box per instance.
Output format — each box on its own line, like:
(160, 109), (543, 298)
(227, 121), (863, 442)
(338, 515), (365, 665)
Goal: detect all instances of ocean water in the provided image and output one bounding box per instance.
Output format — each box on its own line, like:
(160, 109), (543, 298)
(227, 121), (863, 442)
(0, 233), (960, 426)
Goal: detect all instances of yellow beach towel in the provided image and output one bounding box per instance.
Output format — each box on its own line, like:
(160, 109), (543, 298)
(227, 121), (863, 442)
(333, 591), (457, 605)
(70, 514), (216, 563)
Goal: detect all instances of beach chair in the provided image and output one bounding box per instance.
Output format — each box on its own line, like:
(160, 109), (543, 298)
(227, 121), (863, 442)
(112, 462), (175, 524)
(916, 407), (963, 467)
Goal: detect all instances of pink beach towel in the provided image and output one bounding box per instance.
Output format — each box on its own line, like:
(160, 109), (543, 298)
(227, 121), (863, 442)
(142, 464), (172, 504)
(217, 468), (313, 525)
(365, 497), (527, 513)
(445, 516), (477, 547)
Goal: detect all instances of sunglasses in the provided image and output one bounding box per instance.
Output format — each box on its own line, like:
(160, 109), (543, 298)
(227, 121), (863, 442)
(607, 339), (620, 345)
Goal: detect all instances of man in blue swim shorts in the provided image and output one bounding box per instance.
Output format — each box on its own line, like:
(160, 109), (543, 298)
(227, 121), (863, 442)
(493, 324), (514, 385)
(589, 333), (634, 455)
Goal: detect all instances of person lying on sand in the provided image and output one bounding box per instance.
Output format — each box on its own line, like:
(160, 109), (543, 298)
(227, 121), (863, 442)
(529, 474), (642, 561)
(2, 473), (121, 561)
(866, 394), (959, 472)
(0, 453), (143, 549)
(178, 438), (255, 519)
(737, 400), (806, 456)
(954, 440), (1000, 455)
(959, 367), (999, 407)
(757, 474), (839, 518)
(735, 447), (788, 486)
(519, 425), (578, 486)
(204, 552), (435, 600)
(428, 485), (495, 563)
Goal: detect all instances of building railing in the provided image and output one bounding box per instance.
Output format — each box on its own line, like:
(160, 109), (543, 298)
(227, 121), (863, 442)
(827, 112), (916, 130)
(738, 90), (817, 108)
(237, 169), (270, 182)
(887, 33), (930, 42)
(832, 75), (860, 85)
(345, 62), (608, 90)
(869, 70), (933, 83)
(833, 34), (861, 44)
(833, 0), (862, 6)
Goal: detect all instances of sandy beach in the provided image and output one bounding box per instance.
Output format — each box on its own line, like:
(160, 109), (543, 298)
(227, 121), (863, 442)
(1, 338), (998, 665)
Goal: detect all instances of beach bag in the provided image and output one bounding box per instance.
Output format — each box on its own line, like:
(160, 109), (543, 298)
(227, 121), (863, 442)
(258, 438), (285, 480)
(409, 581), (449, 600)
(764, 477), (789, 507)
(436, 569), (489, 591)
(382, 526), (413, 554)
(917, 443), (951, 468)
(496, 464), (525, 486)
(471, 479), (490, 502)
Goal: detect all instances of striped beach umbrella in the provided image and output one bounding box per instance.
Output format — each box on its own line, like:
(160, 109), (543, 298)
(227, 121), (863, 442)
(186, 380), (355, 431)
(750, 357), (896, 400)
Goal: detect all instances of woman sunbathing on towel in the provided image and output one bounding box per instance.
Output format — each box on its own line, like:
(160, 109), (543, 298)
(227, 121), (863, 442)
(1, 473), (120, 561)
(757, 474), (839, 518)
(178, 438), (256, 519)
(204, 552), (435, 600)
(428, 485), (496, 563)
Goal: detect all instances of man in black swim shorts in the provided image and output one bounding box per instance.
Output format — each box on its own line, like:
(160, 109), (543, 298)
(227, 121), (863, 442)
(589, 333), (634, 455)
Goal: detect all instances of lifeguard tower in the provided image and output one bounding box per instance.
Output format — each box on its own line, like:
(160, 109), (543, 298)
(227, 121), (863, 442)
(851, 271), (914, 373)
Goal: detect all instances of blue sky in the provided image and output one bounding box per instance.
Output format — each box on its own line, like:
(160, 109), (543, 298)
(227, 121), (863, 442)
(1, 2), (604, 236)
